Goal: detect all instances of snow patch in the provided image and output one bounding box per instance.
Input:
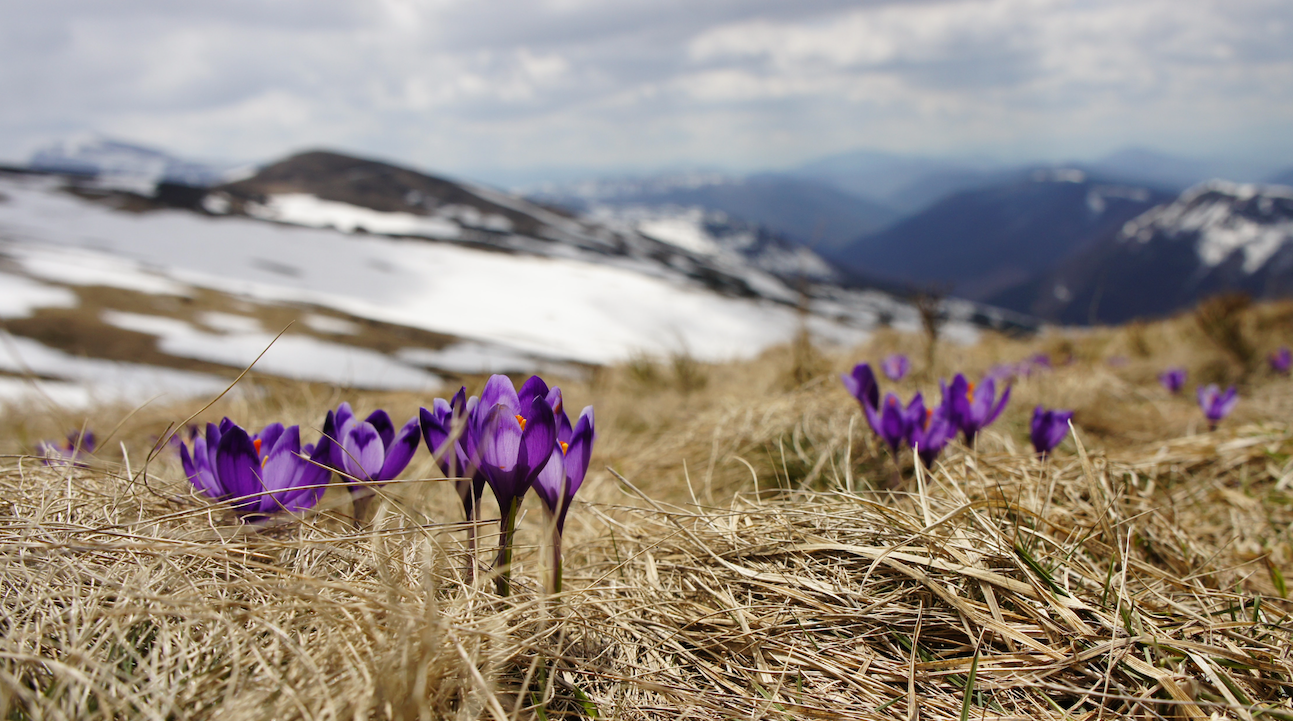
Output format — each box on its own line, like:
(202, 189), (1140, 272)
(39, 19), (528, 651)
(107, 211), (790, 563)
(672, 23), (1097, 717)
(0, 272), (77, 318)
(247, 193), (463, 239)
(101, 311), (443, 391)
(302, 313), (361, 335)
(5, 242), (191, 295)
(0, 332), (229, 408)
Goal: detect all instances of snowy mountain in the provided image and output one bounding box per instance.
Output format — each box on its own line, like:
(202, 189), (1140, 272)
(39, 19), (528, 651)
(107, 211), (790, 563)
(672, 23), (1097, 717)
(0, 150), (1030, 406)
(27, 135), (228, 191)
(831, 169), (1172, 301)
(989, 181), (1293, 323)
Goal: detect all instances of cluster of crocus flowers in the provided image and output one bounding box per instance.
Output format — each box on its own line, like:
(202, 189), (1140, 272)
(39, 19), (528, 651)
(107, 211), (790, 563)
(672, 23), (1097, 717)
(843, 363), (1016, 476)
(1270, 347), (1291, 375)
(178, 420), (333, 519)
(36, 430), (96, 466)
(1030, 407), (1073, 459)
(1159, 367), (1187, 394)
(842, 363), (957, 469)
(174, 374), (594, 597)
(420, 375), (595, 596)
(1197, 385), (1238, 430)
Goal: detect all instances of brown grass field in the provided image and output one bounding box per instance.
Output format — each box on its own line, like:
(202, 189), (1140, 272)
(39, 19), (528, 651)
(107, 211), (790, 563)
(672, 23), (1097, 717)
(4, 298), (1293, 719)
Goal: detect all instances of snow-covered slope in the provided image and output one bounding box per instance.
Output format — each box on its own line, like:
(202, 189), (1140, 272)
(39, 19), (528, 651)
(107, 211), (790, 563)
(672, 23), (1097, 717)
(989, 181), (1293, 323)
(0, 148), (1031, 405)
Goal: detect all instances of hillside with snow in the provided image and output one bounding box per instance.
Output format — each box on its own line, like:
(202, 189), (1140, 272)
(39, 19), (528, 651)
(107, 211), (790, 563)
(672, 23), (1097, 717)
(0, 149), (1028, 406)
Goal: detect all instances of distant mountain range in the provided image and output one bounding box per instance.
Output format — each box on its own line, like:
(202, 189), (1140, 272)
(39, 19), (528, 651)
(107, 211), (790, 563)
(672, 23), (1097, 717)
(828, 169), (1175, 301)
(989, 181), (1293, 324)
(526, 173), (898, 250)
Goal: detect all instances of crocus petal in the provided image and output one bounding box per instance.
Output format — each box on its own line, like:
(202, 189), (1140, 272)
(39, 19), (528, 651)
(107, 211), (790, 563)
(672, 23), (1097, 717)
(260, 426), (304, 513)
(334, 402), (354, 429)
(256, 423), (286, 457)
(565, 407), (595, 496)
(545, 386), (564, 416)
(214, 426), (263, 515)
(532, 445), (565, 515)
(180, 442), (221, 499)
(878, 394), (907, 451)
(377, 416), (421, 480)
(479, 405), (523, 471)
(1217, 386), (1239, 418)
(364, 409), (396, 451)
(841, 363), (880, 410)
(342, 421), (386, 481)
(279, 435), (334, 513)
(323, 410), (346, 471)
(518, 397), (558, 493)
(478, 403), (525, 506)
(518, 375), (550, 410)
(479, 375), (520, 414)
(985, 384), (1011, 427)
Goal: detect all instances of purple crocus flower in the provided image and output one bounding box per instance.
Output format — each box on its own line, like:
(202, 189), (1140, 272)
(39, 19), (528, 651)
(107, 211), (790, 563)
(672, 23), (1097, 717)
(533, 406), (595, 536)
(1197, 384), (1238, 430)
(1030, 406), (1073, 459)
(1270, 347), (1291, 375)
(323, 402), (421, 487)
(908, 392), (957, 468)
(881, 354), (911, 381)
(36, 430), (96, 466)
(178, 419), (332, 519)
(841, 362), (880, 411)
(863, 392), (922, 453)
(533, 405), (595, 594)
(420, 387), (479, 511)
(948, 374), (1011, 443)
(1159, 368), (1187, 394)
(469, 374), (558, 595)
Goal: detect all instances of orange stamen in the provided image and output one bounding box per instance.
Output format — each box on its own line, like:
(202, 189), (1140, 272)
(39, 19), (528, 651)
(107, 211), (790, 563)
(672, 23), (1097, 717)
(967, 381), (976, 403)
(924, 408), (933, 430)
(560, 441), (569, 455)
(515, 414), (527, 430)
(253, 438), (262, 455)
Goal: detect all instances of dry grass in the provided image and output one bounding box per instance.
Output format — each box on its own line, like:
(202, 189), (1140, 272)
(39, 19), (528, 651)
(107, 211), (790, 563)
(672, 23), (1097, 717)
(4, 300), (1293, 719)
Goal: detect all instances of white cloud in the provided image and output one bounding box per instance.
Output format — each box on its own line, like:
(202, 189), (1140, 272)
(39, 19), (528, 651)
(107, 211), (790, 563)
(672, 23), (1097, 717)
(0, 0), (1290, 178)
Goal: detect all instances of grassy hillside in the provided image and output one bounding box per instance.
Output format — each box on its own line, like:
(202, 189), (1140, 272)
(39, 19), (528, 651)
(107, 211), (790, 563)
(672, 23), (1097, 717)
(4, 300), (1293, 719)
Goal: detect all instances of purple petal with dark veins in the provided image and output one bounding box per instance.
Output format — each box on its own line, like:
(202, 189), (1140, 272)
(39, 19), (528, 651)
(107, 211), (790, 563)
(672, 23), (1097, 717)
(364, 409), (395, 450)
(342, 421), (386, 482)
(378, 416), (421, 481)
(214, 425), (263, 515)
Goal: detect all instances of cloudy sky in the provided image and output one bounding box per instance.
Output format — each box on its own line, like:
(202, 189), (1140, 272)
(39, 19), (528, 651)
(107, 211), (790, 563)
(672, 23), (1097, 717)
(2, 0), (1291, 185)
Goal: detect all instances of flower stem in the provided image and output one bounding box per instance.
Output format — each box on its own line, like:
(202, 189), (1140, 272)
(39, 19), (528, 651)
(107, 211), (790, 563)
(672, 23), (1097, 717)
(548, 514), (563, 596)
(495, 497), (520, 596)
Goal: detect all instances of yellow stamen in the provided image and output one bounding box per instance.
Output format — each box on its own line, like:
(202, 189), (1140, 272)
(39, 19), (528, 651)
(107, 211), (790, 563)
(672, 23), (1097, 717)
(560, 441), (569, 455)
(515, 414), (527, 430)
